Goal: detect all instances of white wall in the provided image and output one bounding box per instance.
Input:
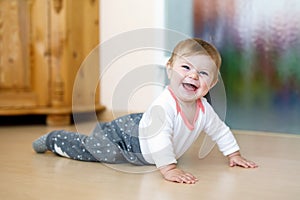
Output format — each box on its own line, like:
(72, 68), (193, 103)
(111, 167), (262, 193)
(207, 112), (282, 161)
(99, 0), (166, 113)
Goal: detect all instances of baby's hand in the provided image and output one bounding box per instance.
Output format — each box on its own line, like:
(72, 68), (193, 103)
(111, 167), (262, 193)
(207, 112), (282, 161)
(228, 151), (258, 168)
(159, 164), (198, 184)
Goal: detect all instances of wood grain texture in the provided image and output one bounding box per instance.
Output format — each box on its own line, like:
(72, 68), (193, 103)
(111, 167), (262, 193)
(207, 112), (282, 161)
(0, 0), (103, 125)
(0, 125), (299, 200)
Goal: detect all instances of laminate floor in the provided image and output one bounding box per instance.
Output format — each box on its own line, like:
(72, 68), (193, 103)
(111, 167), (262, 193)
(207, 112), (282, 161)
(0, 124), (299, 200)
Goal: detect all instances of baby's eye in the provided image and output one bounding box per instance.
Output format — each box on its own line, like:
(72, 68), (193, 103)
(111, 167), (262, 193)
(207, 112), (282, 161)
(199, 71), (209, 76)
(181, 65), (190, 70)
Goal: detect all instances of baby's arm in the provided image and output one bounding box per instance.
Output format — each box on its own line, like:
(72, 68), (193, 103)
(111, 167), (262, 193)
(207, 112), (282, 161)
(159, 164), (198, 184)
(227, 151), (258, 168)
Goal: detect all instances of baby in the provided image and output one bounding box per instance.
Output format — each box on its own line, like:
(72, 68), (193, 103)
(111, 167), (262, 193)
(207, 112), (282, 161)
(33, 38), (257, 184)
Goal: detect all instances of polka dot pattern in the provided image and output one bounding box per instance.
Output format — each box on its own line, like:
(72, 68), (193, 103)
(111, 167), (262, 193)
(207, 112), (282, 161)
(46, 113), (150, 165)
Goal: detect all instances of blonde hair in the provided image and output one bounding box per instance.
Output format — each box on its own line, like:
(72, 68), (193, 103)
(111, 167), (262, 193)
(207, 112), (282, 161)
(168, 38), (221, 70)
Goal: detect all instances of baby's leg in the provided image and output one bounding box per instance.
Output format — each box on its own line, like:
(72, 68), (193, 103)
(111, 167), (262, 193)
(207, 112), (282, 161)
(33, 130), (97, 162)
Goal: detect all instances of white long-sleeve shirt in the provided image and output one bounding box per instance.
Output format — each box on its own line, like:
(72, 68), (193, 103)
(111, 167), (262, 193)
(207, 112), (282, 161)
(138, 87), (240, 168)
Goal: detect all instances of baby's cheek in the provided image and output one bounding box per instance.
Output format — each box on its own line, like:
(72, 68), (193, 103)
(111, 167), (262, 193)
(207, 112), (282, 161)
(199, 83), (210, 96)
(201, 81), (209, 90)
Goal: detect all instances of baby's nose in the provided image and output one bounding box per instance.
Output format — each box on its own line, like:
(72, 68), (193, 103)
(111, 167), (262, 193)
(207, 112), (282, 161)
(188, 72), (199, 80)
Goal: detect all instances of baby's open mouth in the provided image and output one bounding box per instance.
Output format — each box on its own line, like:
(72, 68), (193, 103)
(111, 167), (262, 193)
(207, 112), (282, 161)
(183, 83), (198, 91)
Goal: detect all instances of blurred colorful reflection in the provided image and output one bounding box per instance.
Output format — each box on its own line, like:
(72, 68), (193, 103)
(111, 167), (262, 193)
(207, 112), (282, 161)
(194, 0), (300, 134)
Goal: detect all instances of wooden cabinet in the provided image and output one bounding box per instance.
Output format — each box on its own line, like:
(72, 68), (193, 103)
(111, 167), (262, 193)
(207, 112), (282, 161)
(0, 0), (104, 125)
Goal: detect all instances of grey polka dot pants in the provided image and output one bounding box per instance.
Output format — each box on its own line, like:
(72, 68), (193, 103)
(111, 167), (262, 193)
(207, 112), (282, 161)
(46, 130), (98, 162)
(45, 113), (150, 166)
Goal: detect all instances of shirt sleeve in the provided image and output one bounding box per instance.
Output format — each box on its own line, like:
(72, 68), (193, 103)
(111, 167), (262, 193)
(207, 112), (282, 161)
(139, 105), (177, 168)
(203, 102), (240, 156)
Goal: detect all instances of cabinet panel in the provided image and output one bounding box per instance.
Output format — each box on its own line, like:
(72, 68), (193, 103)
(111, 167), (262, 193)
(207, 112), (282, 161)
(0, 0), (37, 107)
(0, 0), (31, 90)
(0, 0), (104, 125)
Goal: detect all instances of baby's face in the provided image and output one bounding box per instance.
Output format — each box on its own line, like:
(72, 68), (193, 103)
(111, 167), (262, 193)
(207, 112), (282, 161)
(167, 54), (218, 102)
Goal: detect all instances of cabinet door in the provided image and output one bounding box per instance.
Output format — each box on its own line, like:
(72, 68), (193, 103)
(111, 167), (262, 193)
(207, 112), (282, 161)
(0, 0), (50, 110)
(0, 0), (49, 109)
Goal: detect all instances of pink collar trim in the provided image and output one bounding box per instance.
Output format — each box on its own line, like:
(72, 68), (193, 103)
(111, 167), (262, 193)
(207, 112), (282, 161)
(167, 87), (205, 131)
